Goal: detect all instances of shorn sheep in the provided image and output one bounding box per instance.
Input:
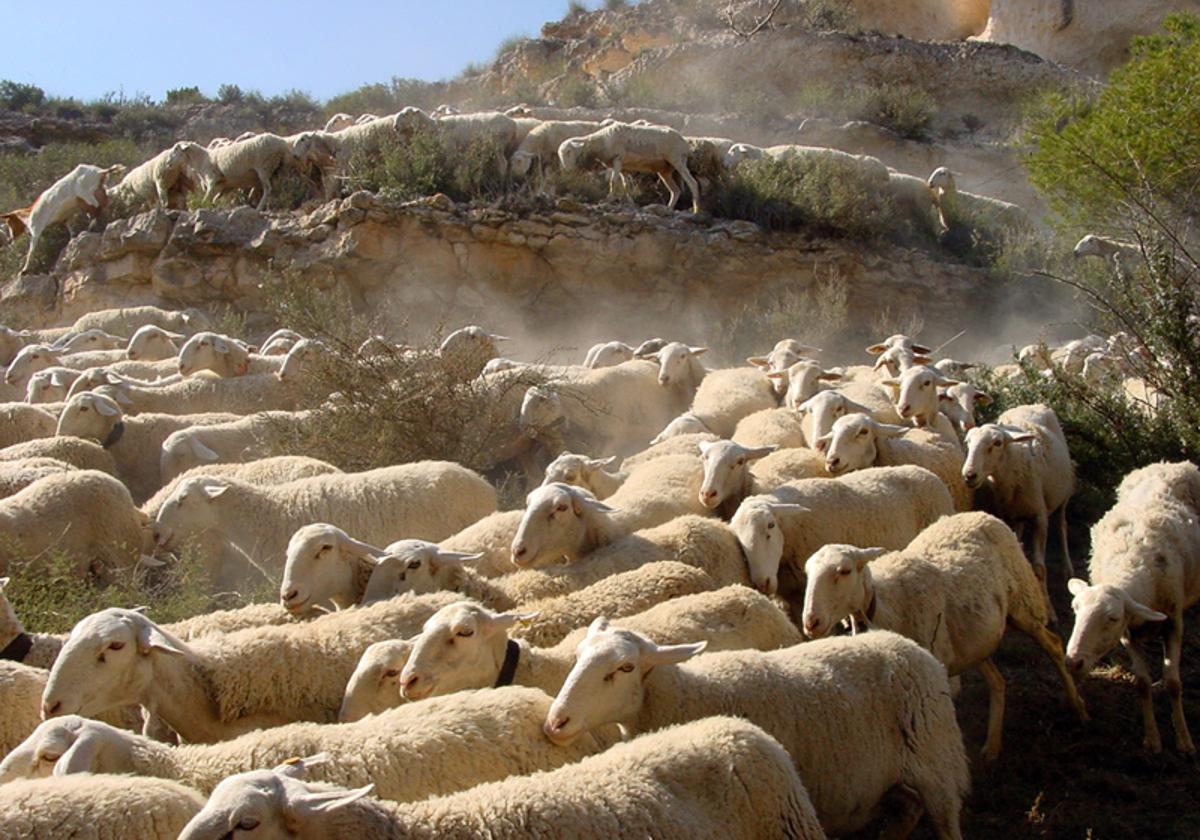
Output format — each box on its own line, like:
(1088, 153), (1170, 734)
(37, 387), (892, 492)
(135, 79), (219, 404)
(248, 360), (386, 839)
(18, 163), (124, 273)
(730, 465), (954, 605)
(802, 512), (1087, 760)
(963, 403), (1074, 616)
(207, 132), (324, 209)
(1066, 461), (1200, 753)
(13, 689), (609, 802)
(176, 718), (826, 840)
(42, 595), (463, 742)
(558, 122), (702, 214)
(153, 462), (496, 587)
(546, 626), (967, 838)
(819, 414), (971, 511)
(0, 774), (204, 840)
(397, 588), (801, 703)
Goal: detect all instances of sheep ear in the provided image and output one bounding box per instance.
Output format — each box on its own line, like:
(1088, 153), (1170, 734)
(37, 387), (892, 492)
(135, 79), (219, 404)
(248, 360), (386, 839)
(189, 437), (220, 462)
(481, 609), (539, 636)
(697, 439), (715, 455)
(913, 344), (933, 355)
(434, 549), (484, 566)
(93, 398), (120, 417)
(744, 445), (777, 461)
(879, 378), (899, 388)
(769, 503), (809, 514)
(1003, 430), (1038, 444)
(587, 456), (619, 470)
(199, 482), (229, 499)
(875, 423), (909, 438)
(587, 616), (610, 637)
(134, 619), (186, 657)
(794, 397), (815, 416)
(570, 490), (617, 517)
(817, 370), (841, 381)
(688, 346), (708, 356)
(975, 392), (993, 406)
(1125, 596), (1167, 623)
(290, 784), (375, 816)
(866, 343), (887, 355)
(53, 732), (102, 776)
(50, 372), (67, 387)
(336, 531), (387, 560)
(813, 435), (831, 453)
(274, 753), (331, 779)
(641, 640), (707, 668)
(0, 576), (9, 591)
(855, 547), (888, 570)
(746, 356), (770, 368)
(110, 389), (134, 407)
(1066, 578), (1090, 597)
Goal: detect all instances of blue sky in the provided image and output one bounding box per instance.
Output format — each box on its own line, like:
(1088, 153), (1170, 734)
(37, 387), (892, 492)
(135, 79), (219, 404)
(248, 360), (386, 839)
(0, 0), (577, 102)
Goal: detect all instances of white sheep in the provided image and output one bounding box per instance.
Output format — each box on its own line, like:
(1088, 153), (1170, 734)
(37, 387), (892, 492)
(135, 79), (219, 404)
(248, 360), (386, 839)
(765, 359), (841, 409)
(927, 166), (1031, 234)
(15, 689), (609, 802)
(511, 454), (711, 568)
(939, 382), (992, 435)
(885, 169), (940, 234)
(55, 392), (240, 503)
(396, 587), (801, 704)
(177, 331), (263, 377)
(649, 411), (713, 444)
(112, 141), (220, 209)
(509, 119), (604, 182)
(581, 339), (636, 368)
(0, 660), (46, 757)
(19, 163), (125, 273)
(0, 774), (203, 839)
(50, 328), (127, 353)
(258, 328), (304, 355)
(819, 414), (971, 511)
(0, 458), (72, 499)
(541, 452), (624, 498)
(1065, 461), (1200, 753)
(639, 340), (709, 409)
(681, 366), (778, 438)
(0, 404), (57, 449)
(153, 462), (496, 587)
(23, 366), (80, 403)
(730, 465), (954, 603)
(963, 403), (1074, 614)
(698, 439), (828, 519)
(71, 365), (308, 415)
(558, 122), (701, 214)
(0, 470), (148, 578)
(802, 512), (1088, 760)
(73, 305), (213, 336)
(207, 132), (323, 209)
(125, 324), (186, 361)
(546, 626), (967, 838)
(41, 595), (463, 742)
(323, 113), (356, 133)
(177, 717), (825, 840)
(143, 455), (341, 521)
(724, 142), (891, 188)
(158, 410), (314, 481)
(624, 430), (719, 467)
(745, 337), (820, 377)
(1073, 234), (1141, 269)
(880, 364), (963, 432)
(0, 435), (118, 476)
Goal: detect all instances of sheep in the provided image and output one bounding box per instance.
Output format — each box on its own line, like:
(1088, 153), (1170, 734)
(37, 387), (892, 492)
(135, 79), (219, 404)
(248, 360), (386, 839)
(730, 465), (954, 605)
(939, 381), (991, 435)
(0, 660), (46, 757)
(177, 717), (826, 840)
(649, 411), (713, 444)
(5, 343), (153, 389)
(1065, 461), (1200, 753)
(541, 452), (624, 497)
(802, 512), (1088, 760)
(23, 366), (80, 403)
(510, 455), (712, 569)
(509, 119), (604, 182)
(41, 595), (463, 742)
(71, 366), (308, 416)
(0, 774), (204, 839)
(177, 331), (264, 377)
(1073, 233), (1142, 268)
(639, 340), (710, 409)
(724, 142), (891, 187)
(582, 339), (636, 368)
(51, 328), (127, 353)
(963, 403), (1074, 614)
(871, 343), (933, 378)
(258, 328), (304, 356)
(0, 435), (117, 476)
(764, 360), (841, 410)
(323, 113), (356, 133)
(683, 366), (778, 438)
(55, 392), (241, 503)
(546, 626), (968, 838)
(73, 305), (213, 336)
(207, 132), (327, 209)
(397, 587), (801, 704)
(698, 440), (827, 519)
(0, 457), (72, 499)
(17, 688), (611, 805)
(153, 462), (496, 587)
(123, 324), (186, 363)
(0, 325), (29, 366)
(558, 122), (702, 214)
(158, 410), (314, 481)
(623, 430), (718, 467)
(819, 414), (971, 511)
(112, 141), (220, 210)
(927, 166), (1031, 234)
(881, 364), (964, 432)
(0, 470), (149, 578)
(732, 407), (809, 448)
(397, 108), (521, 156)
(439, 510), (528, 578)
(885, 168), (940, 234)
(0, 404), (57, 450)
(19, 163), (124, 273)
(144, 456), (341, 520)
(519, 360), (682, 457)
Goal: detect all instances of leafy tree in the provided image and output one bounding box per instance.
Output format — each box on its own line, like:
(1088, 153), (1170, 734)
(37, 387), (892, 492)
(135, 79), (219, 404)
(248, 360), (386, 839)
(0, 80), (45, 111)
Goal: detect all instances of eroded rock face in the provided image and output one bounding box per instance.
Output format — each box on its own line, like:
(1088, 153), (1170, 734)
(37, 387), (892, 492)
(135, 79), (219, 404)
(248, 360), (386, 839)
(2, 195), (1016, 359)
(976, 0), (1200, 78)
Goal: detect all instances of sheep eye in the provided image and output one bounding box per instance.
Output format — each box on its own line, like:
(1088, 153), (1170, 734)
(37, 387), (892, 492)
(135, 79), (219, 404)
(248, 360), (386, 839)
(766, 522), (775, 530)
(407, 560), (422, 570)
(565, 473), (577, 481)
(383, 669), (400, 678)
(858, 429), (868, 437)
(108, 641), (125, 651)
(39, 752), (61, 763)
(238, 817), (260, 830)
(555, 504), (568, 513)
(456, 629), (474, 637)
(736, 458), (745, 466)
(619, 663), (635, 673)
(838, 568), (851, 577)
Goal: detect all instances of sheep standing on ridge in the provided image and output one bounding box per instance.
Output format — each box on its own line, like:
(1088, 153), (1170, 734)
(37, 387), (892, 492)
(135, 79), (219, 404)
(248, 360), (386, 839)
(16, 163), (125, 273)
(559, 122), (702, 214)
(928, 166), (1031, 235)
(207, 132), (325, 209)
(112, 141), (220, 210)
(802, 512), (1087, 760)
(510, 119), (605, 185)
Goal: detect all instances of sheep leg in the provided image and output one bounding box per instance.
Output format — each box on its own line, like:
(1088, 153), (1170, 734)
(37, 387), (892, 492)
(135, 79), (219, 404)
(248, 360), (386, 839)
(607, 157), (625, 202)
(254, 167), (272, 211)
(978, 658), (1006, 761)
(656, 170), (681, 211)
(1123, 636), (1163, 753)
(20, 230), (39, 273)
(1056, 502), (1074, 582)
(1163, 611), (1195, 753)
(1031, 510), (1056, 623)
(1019, 619), (1089, 722)
(673, 157), (702, 214)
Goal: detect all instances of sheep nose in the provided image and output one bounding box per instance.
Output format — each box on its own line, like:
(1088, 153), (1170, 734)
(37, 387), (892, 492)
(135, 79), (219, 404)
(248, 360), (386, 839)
(43, 700), (62, 718)
(512, 544), (528, 563)
(545, 715), (570, 734)
(963, 470), (978, 484)
(899, 403), (911, 416)
(401, 673), (426, 699)
(658, 375), (669, 385)
(827, 457), (840, 470)
(701, 489), (718, 505)
(803, 616), (822, 637)
(1065, 656), (1083, 674)
(282, 588), (299, 604)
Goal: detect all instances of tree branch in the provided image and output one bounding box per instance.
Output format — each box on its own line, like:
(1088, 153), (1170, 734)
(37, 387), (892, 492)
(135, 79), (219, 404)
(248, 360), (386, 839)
(722, 0), (783, 38)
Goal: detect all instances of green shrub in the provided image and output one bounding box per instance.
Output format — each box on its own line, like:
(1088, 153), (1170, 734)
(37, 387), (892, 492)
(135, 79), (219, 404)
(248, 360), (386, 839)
(604, 0), (629, 10)
(217, 83), (244, 105)
(0, 80), (45, 111)
(343, 130), (506, 204)
(165, 86), (207, 106)
(567, 0), (588, 16)
(713, 267), (850, 362)
(850, 83), (937, 140)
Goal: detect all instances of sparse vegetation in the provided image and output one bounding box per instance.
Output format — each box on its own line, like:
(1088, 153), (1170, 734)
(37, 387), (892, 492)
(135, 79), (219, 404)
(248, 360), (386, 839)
(850, 82), (937, 140)
(714, 266), (850, 360)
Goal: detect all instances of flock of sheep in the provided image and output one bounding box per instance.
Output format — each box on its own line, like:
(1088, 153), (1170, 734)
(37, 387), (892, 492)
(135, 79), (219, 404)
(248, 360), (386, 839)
(0, 294), (1192, 839)
(1, 102), (1050, 277)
